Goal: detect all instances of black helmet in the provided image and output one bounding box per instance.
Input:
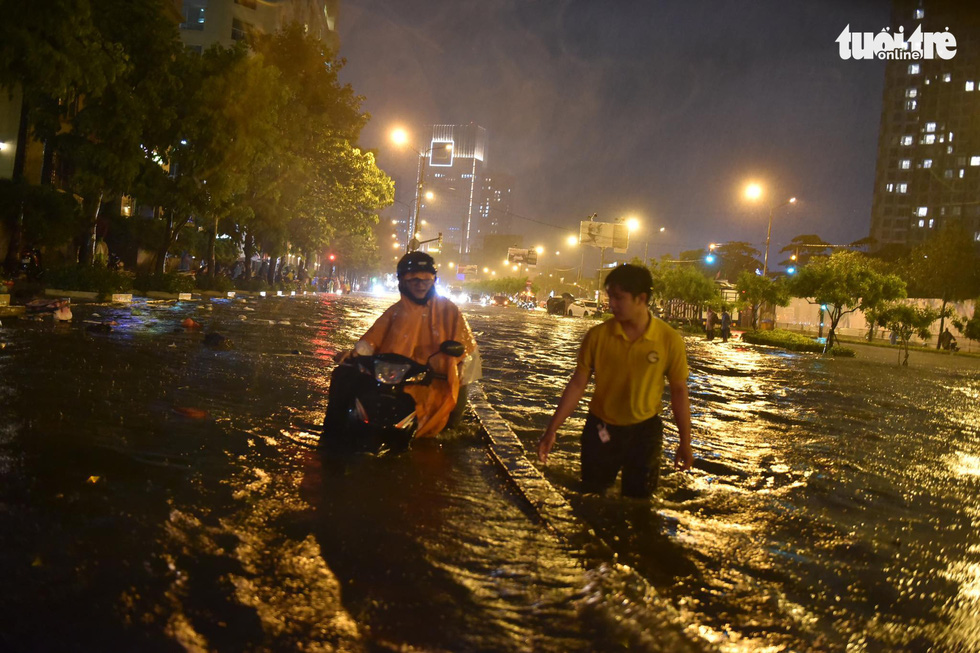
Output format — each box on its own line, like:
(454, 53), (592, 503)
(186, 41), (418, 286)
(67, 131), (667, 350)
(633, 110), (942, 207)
(396, 251), (437, 279)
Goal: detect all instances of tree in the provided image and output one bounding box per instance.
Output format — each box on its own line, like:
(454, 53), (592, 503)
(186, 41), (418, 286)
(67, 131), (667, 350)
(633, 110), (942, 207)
(788, 251), (906, 353)
(951, 299), (980, 348)
(713, 241), (761, 281)
(0, 0), (124, 271)
(875, 303), (941, 366)
(660, 263), (719, 312)
(779, 234), (831, 268)
(904, 223), (980, 348)
(736, 271), (791, 330)
(52, 0), (184, 264)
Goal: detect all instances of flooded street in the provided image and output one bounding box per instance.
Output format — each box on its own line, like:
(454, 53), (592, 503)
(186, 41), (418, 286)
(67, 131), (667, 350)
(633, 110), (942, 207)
(2, 294), (980, 651)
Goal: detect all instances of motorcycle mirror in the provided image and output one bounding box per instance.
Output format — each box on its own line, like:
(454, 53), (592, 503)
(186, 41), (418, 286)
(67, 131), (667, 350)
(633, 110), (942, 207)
(439, 340), (465, 358)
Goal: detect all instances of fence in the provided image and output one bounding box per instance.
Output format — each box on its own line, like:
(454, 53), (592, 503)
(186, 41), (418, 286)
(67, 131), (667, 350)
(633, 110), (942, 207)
(774, 297), (978, 353)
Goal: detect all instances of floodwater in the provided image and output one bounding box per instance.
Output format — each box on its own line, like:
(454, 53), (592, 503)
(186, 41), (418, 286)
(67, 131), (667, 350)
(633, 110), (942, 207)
(1, 294), (978, 651)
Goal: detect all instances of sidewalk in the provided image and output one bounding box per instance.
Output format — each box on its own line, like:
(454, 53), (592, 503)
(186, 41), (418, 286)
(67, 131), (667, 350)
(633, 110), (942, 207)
(844, 340), (980, 372)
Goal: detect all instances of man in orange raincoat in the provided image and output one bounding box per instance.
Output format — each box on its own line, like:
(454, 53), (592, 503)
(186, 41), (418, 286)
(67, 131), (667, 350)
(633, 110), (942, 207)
(323, 252), (478, 441)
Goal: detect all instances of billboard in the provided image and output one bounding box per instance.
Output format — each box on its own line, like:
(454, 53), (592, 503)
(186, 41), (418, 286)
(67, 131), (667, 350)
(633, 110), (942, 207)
(579, 220), (629, 253)
(507, 248), (538, 266)
(457, 264), (478, 275)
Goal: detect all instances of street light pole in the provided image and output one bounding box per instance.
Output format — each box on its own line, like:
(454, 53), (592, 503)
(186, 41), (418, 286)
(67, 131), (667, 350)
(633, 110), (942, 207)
(763, 204), (775, 277)
(408, 152), (427, 253)
(762, 197), (796, 276)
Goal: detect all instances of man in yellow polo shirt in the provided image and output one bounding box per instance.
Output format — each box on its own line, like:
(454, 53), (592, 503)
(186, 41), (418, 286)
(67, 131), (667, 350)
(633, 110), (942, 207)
(537, 264), (693, 497)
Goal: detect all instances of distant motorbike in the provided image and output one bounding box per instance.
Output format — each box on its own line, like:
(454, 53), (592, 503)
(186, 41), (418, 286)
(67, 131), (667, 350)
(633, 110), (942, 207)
(320, 340), (466, 455)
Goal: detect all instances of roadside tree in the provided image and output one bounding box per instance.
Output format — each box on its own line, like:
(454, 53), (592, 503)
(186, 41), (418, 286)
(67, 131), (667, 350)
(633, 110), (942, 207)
(713, 241), (761, 281)
(735, 271), (790, 330)
(875, 303), (941, 366)
(905, 223), (980, 347)
(788, 251), (906, 353)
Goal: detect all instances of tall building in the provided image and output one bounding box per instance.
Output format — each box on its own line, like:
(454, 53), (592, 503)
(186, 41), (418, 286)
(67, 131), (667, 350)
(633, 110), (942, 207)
(869, 1), (980, 251)
(179, 0), (339, 52)
(415, 124), (487, 259)
(478, 172), (515, 237)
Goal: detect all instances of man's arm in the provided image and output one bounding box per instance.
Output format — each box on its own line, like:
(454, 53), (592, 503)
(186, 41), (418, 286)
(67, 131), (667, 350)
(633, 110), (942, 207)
(669, 380), (694, 470)
(537, 366), (591, 463)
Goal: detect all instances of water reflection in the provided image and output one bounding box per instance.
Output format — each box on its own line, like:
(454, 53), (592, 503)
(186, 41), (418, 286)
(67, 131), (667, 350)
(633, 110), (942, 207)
(471, 307), (980, 651)
(2, 297), (980, 651)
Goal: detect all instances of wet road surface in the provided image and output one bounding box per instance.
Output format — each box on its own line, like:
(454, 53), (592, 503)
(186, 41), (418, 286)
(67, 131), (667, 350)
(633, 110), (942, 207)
(1, 294), (979, 651)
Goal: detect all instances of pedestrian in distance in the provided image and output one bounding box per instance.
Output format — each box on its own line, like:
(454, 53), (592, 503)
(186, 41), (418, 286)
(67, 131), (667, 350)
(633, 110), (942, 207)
(537, 263), (694, 498)
(705, 308), (717, 341)
(720, 309), (732, 343)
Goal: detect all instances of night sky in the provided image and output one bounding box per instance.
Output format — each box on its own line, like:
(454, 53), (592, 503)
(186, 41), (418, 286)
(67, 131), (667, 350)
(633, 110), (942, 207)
(338, 0), (892, 264)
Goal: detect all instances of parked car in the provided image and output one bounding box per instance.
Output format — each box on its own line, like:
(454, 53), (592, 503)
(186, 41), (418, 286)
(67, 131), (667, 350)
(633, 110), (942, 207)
(567, 299), (601, 317)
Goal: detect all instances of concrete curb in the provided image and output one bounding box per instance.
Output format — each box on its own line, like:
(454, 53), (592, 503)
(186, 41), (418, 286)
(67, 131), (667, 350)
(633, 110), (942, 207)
(468, 382), (615, 559)
(468, 383), (711, 651)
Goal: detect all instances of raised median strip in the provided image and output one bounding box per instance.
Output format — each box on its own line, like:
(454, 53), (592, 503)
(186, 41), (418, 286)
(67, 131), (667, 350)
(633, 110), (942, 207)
(468, 382), (709, 651)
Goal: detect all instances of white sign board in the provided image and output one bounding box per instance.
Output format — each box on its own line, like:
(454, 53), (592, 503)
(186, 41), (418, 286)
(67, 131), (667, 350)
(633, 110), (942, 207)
(579, 220), (629, 253)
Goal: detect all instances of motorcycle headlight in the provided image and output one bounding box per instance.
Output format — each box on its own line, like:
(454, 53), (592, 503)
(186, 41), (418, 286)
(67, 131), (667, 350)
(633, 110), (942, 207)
(374, 360), (412, 385)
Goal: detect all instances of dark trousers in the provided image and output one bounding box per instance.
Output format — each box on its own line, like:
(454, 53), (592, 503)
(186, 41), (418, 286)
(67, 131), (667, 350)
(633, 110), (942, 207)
(322, 362), (366, 442)
(580, 412), (664, 498)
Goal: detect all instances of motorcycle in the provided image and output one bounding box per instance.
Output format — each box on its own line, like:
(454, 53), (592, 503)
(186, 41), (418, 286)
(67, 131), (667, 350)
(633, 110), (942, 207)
(320, 340), (466, 455)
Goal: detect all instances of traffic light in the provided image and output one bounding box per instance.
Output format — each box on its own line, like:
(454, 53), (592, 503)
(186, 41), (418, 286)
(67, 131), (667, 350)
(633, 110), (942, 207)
(329, 254), (336, 262)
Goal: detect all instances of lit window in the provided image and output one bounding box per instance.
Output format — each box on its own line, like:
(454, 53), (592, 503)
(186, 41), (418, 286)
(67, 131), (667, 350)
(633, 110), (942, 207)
(909, 64), (920, 75)
(948, 146), (954, 154)
(915, 9), (924, 19)
(949, 132), (955, 142)
(943, 73), (952, 82)
(901, 159), (911, 169)
(918, 207), (928, 217)
(974, 232), (980, 242)
(918, 219), (925, 227)
(906, 88), (918, 98)
(926, 123), (936, 132)
(898, 183), (908, 193)
(928, 219), (935, 228)
(967, 81), (976, 92)
(923, 134), (936, 144)
(886, 183), (895, 192)
(972, 157), (980, 166)
(906, 100), (917, 110)
(923, 159), (933, 168)
(901, 135), (914, 146)
(960, 169), (966, 178)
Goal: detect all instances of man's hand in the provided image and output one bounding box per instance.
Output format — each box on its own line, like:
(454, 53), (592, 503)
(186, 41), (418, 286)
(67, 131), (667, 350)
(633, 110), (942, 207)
(334, 349), (355, 364)
(674, 441), (694, 471)
(537, 429), (557, 464)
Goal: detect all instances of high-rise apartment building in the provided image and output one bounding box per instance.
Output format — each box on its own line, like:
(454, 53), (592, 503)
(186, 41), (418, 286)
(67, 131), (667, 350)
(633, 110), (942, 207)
(416, 124), (488, 258)
(478, 172), (515, 237)
(179, 0), (339, 51)
(869, 1), (980, 251)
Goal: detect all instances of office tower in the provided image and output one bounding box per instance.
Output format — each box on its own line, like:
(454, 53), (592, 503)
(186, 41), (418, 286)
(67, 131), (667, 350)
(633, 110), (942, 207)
(416, 124), (487, 258)
(869, 1), (980, 251)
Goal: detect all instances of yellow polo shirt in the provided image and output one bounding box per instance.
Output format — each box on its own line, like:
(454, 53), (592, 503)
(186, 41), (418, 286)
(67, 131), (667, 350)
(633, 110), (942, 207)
(576, 312), (688, 426)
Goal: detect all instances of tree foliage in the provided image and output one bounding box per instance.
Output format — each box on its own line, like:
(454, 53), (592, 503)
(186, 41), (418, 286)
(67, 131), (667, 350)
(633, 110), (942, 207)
(903, 223), (980, 346)
(875, 302), (941, 366)
(788, 251), (906, 352)
(736, 271), (791, 330)
(0, 2), (393, 284)
(713, 241), (761, 281)
(779, 234), (831, 268)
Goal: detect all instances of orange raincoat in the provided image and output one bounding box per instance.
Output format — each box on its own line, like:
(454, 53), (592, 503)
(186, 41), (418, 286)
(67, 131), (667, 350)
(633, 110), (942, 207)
(357, 295), (477, 437)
